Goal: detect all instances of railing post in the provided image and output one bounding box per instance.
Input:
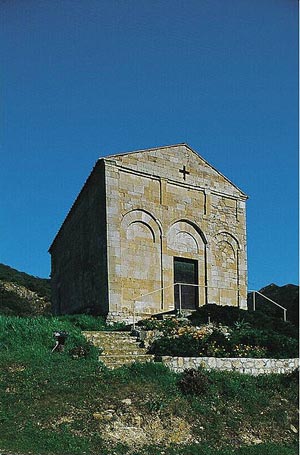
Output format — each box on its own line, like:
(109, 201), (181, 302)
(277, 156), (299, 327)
(253, 291), (256, 312)
(179, 283), (182, 314)
(133, 300), (136, 331)
(254, 290), (288, 322)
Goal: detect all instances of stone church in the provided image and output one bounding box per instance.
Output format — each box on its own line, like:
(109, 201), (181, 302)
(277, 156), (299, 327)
(49, 144), (248, 322)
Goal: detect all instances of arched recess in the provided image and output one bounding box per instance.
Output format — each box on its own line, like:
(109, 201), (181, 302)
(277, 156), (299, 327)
(212, 232), (240, 307)
(166, 219), (207, 308)
(120, 210), (162, 314)
(167, 219), (207, 253)
(214, 231), (240, 250)
(121, 209), (162, 241)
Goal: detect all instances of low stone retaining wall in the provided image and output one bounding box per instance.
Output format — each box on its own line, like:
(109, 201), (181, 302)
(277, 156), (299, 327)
(162, 356), (299, 375)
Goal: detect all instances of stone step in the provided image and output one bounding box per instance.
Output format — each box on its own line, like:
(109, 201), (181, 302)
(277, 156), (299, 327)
(83, 331), (135, 338)
(90, 336), (138, 344)
(82, 331), (135, 340)
(83, 330), (154, 369)
(84, 340), (139, 351)
(99, 354), (155, 369)
(83, 331), (136, 344)
(87, 339), (139, 349)
(101, 348), (148, 356)
(83, 331), (135, 340)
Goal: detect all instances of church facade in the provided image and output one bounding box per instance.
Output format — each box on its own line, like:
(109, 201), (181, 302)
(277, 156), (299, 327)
(49, 144), (248, 322)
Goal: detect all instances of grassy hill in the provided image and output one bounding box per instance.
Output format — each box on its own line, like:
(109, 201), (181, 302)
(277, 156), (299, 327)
(0, 263), (51, 316)
(0, 265), (298, 453)
(247, 284), (299, 327)
(0, 314), (298, 455)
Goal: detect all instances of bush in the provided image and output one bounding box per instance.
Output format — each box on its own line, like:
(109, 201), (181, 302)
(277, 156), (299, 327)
(138, 316), (189, 335)
(178, 368), (212, 395)
(143, 307), (298, 359)
(230, 328), (298, 358)
(280, 368), (299, 388)
(68, 345), (91, 359)
(189, 305), (298, 339)
(189, 304), (245, 327)
(149, 321), (298, 359)
(231, 344), (267, 358)
(149, 333), (201, 356)
(199, 328), (231, 355)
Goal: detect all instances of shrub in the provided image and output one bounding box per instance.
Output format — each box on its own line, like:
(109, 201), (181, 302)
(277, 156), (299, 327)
(189, 305), (298, 340)
(138, 316), (189, 335)
(144, 310), (298, 359)
(230, 328), (298, 358)
(178, 368), (212, 395)
(189, 304), (245, 327)
(68, 345), (91, 359)
(149, 327), (232, 357)
(280, 368), (299, 388)
(231, 344), (267, 358)
(149, 333), (201, 356)
(149, 321), (298, 359)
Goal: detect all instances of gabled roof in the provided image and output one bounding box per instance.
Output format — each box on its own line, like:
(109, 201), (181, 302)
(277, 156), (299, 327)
(103, 143), (248, 198)
(49, 143), (248, 252)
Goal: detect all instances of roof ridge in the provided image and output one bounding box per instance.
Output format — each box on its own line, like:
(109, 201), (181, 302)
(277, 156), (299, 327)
(101, 143), (247, 198)
(101, 143), (188, 160)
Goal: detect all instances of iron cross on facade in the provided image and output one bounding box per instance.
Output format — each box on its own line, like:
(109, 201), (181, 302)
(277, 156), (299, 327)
(179, 165), (190, 180)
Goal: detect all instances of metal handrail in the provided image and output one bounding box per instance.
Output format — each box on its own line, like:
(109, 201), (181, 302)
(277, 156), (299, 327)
(249, 290), (287, 322)
(132, 282), (239, 329)
(133, 282), (239, 301)
(131, 285), (288, 328)
(132, 283), (176, 302)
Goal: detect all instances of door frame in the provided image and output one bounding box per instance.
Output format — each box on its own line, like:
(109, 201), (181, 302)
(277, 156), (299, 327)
(173, 256), (199, 310)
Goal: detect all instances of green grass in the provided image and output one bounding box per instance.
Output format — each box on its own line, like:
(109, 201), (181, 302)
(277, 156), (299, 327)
(0, 315), (298, 455)
(128, 443), (299, 455)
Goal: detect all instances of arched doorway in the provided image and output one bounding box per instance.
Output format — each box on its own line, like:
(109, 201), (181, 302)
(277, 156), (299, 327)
(166, 220), (207, 309)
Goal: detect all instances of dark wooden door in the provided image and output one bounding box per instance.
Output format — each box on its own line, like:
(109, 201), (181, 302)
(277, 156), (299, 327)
(174, 257), (198, 310)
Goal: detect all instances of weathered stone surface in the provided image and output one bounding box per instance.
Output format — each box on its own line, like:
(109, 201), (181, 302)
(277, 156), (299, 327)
(49, 144), (248, 320)
(290, 424), (298, 434)
(98, 410), (193, 447)
(121, 398), (132, 406)
(161, 356), (299, 375)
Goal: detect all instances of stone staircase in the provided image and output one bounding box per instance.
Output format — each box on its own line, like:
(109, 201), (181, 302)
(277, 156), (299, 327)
(82, 331), (154, 369)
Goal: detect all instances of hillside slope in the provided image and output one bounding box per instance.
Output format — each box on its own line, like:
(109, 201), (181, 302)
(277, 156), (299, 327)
(0, 263), (51, 316)
(0, 315), (298, 455)
(0, 262), (298, 323)
(247, 284), (299, 327)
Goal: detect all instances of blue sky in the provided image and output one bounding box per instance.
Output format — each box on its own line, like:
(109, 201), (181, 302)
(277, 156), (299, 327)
(1, 0), (298, 290)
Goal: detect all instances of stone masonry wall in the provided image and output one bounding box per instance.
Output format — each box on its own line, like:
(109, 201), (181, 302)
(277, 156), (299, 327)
(50, 161), (109, 315)
(162, 356), (299, 375)
(49, 143), (248, 320)
(104, 144), (248, 321)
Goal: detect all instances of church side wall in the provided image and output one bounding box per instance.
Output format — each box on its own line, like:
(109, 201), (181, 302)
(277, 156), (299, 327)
(50, 161), (109, 315)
